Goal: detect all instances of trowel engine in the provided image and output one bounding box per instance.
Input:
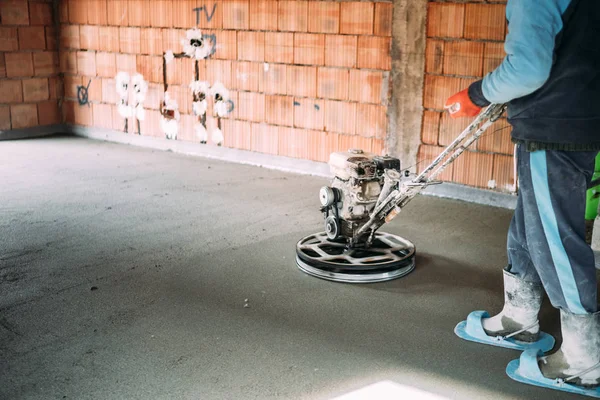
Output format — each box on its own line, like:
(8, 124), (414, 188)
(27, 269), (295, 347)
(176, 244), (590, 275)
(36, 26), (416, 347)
(319, 149), (402, 247)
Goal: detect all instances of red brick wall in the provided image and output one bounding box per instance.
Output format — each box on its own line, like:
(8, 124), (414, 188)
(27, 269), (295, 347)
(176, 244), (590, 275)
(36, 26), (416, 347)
(59, 0), (393, 163)
(421, 0), (515, 192)
(0, 0), (61, 130)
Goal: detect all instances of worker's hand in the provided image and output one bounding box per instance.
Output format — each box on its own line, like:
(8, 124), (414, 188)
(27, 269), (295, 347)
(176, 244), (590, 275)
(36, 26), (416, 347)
(445, 89), (481, 118)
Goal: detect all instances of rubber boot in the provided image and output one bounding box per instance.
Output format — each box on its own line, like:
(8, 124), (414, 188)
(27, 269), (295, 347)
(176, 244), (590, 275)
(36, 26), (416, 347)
(481, 270), (543, 342)
(540, 310), (600, 387)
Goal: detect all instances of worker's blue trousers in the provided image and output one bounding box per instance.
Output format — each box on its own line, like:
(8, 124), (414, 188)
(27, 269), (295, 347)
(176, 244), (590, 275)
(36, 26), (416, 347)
(507, 145), (598, 314)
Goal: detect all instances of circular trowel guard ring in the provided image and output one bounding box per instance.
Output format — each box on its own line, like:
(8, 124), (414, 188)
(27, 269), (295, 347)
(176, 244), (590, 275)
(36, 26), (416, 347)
(296, 232), (416, 283)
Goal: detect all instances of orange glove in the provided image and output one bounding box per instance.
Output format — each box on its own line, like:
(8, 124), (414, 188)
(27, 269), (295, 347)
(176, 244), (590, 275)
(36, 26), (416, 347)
(445, 88), (481, 118)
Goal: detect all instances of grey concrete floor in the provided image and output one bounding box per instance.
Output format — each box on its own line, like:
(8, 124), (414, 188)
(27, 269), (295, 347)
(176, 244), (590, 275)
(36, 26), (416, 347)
(0, 135), (586, 400)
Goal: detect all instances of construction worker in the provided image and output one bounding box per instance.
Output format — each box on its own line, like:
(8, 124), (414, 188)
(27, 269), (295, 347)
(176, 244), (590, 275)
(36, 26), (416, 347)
(446, 0), (600, 396)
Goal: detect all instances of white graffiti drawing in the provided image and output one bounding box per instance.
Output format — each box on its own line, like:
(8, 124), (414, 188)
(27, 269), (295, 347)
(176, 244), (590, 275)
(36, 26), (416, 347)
(181, 28), (212, 60)
(115, 71), (147, 134)
(160, 92), (180, 140)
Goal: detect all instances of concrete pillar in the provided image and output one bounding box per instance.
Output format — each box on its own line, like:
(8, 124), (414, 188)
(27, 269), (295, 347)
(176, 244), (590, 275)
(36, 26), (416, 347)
(386, 0), (428, 172)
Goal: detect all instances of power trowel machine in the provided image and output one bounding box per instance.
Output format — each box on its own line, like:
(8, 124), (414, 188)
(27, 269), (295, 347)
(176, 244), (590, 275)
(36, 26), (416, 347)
(295, 103), (507, 283)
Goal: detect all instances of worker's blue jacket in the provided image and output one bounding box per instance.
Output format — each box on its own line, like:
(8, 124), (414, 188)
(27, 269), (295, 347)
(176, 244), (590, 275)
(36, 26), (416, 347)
(469, 0), (600, 150)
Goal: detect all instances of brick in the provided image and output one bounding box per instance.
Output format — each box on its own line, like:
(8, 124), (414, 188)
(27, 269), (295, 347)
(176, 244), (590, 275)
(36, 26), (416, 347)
(107, 0), (128, 25)
(29, 2), (53, 26)
(318, 67), (348, 101)
(439, 112), (471, 146)
(425, 39), (444, 75)
(64, 75), (80, 98)
(6, 53), (33, 78)
(18, 26), (46, 50)
(60, 51), (77, 74)
(484, 42), (505, 75)
(116, 53), (137, 74)
(265, 95), (294, 126)
(423, 75), (473, 110)
(308, 2), (339, 34)
(311, 130), (339, 162)
(96, 52), (117, 78)
(238, 31), (265, 62)
(0, 27), (18, 51)
(136, 55), (163, 84)
(128, 0), (151, 27)
(294, 98), (324, 130)
(236, 92), (265, 123)
(286, 65), (316, 98)
(372, 139), (385, 156)
(477, 117), (513, 155)
(162, 55), (180, 85)
(150, 0), (173, 28)
(161, 28), (181, 53)
(120, 27), (141, 54)
(222, 119), (252, 150)
(38, 100), (61, 126)
(179, 58), (196, 86)
(0, 1), (29, 25)
(0, 80), (23, 103)
(79, 26), (100, 51)
(443, 41), (484, 77)
(140, 28), (164, 56)
(98, 27), (120, 52)
(48, 77), (62, 100)
(206, 59), (232, 88)
(278, 126), (309, 159)
(452, 150), (494, 188)
(88, 0), (108, 25)
(422, 110), (441, 145)
(222, 0), (249, 30)
(325, 35), (357, 68)
(144, 83), (162, 110)
(465, 4), (506, 41)
(138, 109), (160, 136)
(340, 2), (374, 35)
(62, 101), (75, 124)
(427, 3), (465, 38)
(60, 25), (80, 49)
(251, 123), (279, 155)
(171, 0), (194, 28)
(77, 51), (97, 76)
(46, 27), (57, 50)
(259, 63), (287, 95)
(338, 133), (374, 154)
(11, 103), (37, 128)
(265, 32), (293, 64)
(278, 1), (308, 32)
(0, 53), (4, 77)
(196, 1), (223, 29)
(93, 103), (114, 129)
(86, 77), (103, 103)
(73, 102), (93, 126)
(374, 3), (393, 37)
(68, 0), (87, 24)
(101, 78), (118, 104)
(211, 30), (237, 60)
(0, 105), (10, 130)
(22, 78), (48, 102)
(356, 103), (386, 139)
(250, 1), (278, 31)
(493, 154), (516, 192)
(324, 100), (355, 135)
(232, 61), (260, 92)
(417, 145), (453, 181)
(59, 1), (69, 23)
(357, 36), (391, 70)
(293, 33), (324, 66)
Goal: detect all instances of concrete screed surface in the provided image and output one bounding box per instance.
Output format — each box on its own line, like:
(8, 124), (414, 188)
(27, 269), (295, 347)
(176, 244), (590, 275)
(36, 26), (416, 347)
(0, 135), (591, 400)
